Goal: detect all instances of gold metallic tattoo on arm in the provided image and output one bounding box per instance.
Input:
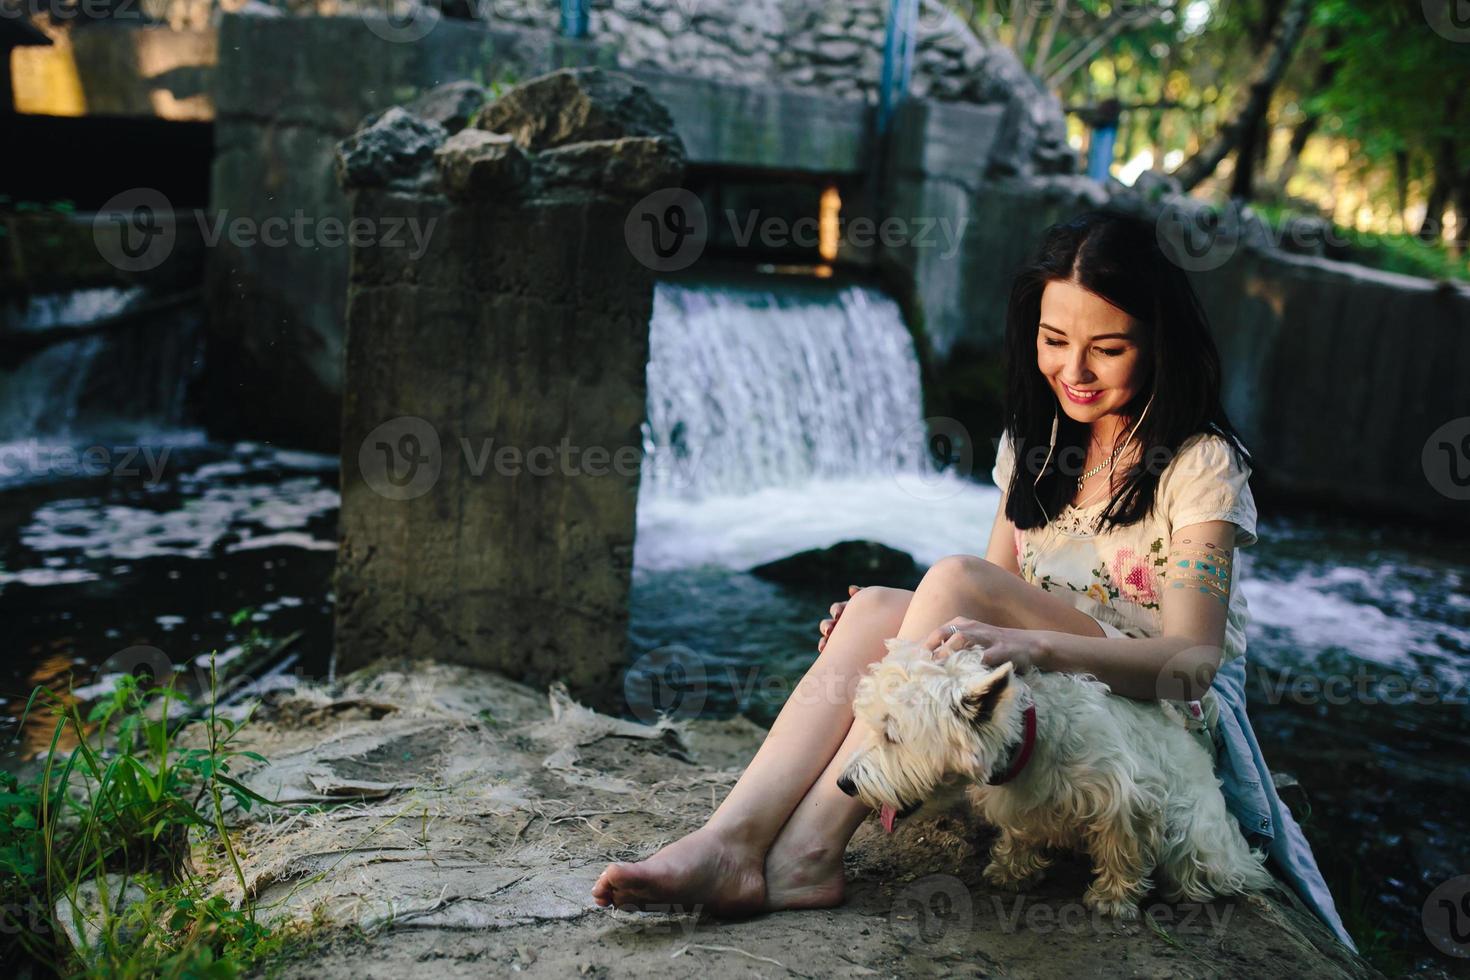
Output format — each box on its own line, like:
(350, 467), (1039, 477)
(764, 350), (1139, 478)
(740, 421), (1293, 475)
(1165, 536), (1232, 606)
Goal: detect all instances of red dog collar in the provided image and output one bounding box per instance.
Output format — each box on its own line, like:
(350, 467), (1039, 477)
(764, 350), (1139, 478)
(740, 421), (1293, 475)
(987, 703), (1037, 786)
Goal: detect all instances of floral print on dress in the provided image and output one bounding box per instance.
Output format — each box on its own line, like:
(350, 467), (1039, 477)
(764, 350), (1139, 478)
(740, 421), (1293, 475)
(1018, 529), (1167, 616)
(1110, 545), (1161, 606)
(996, 426), (1254, 667)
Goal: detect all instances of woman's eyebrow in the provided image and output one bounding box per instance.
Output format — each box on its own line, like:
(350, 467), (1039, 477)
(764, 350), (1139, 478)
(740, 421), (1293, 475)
(1038, 322), (1134, 341)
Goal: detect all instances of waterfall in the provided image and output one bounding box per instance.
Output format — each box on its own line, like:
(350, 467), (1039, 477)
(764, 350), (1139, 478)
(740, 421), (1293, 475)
(0, 289), (134, 437)
(640, 278), (931, 501)
(634, 277), (999, 572)
(0, 287), (202, 446)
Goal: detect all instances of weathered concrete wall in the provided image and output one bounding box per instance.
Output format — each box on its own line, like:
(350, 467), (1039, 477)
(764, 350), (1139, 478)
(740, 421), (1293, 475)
(1191, 245), (1470, 522)
(332, 69), (682, 706)
(620, 68), (872, 175)
(204, 13), (614, 450)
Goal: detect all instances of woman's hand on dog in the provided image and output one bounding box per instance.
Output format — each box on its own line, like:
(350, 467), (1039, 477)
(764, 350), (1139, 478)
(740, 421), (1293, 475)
(923, 616), (1049, 672)
(817, 585), (863, 652)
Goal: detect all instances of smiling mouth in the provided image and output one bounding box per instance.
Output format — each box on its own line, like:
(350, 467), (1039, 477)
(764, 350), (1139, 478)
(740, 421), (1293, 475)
(1062, 383), (1103, 403)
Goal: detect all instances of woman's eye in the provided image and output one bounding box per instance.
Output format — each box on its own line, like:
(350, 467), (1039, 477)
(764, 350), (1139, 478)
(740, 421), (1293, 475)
(1043, 339), (1066, 347)
(1098, 347), (1124, 357)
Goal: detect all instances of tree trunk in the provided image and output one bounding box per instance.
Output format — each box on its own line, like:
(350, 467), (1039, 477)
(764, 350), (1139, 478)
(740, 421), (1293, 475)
(1171, 0), (1314, 193)
(1419, 86), (1465, 242)
(1271, 114), (1317, 192)
(1420, 138), (1457, 242)
(1030, 0), (1068, 75)
(1229, 112), (1269, 199)
(1043, 8), (1157, 88)
(1266, 26), (1340, 198)
(1013, 0), (1040, 60)
(1453, 177), (1470, 258)
(1394, 150), (1410, 229)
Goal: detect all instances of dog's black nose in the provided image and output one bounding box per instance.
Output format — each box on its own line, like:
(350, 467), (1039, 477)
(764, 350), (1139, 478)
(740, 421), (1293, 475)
(836, 774), (857, 797)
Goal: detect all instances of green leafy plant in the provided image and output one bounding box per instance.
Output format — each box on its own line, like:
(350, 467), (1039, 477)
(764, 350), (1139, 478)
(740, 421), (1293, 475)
(0, 654), (287, 978)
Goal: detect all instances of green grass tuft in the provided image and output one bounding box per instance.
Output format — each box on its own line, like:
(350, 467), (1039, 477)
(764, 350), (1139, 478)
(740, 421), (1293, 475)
(1, 650), (290, 978)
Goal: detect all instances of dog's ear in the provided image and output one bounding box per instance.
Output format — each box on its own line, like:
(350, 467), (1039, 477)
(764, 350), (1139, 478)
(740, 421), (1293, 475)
(958, 662), (1013, 725)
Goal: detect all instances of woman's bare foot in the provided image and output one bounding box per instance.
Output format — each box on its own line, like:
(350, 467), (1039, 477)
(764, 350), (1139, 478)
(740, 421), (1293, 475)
(761, 832), (847, 911)
(591, 826), (766, 918)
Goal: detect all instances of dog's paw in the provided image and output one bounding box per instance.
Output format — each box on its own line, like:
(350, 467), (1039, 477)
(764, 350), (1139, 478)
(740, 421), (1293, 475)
(1082, 886), (1140, 920)
(984, 861), (1044, 891)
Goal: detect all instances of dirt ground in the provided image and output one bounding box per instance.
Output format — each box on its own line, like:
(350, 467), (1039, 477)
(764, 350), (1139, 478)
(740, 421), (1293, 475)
(202, 659), (1376, 979)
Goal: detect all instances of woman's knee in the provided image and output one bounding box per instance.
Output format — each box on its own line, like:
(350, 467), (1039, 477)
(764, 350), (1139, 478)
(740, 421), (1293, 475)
(822, 586), (912, 660)
(842, 585), (913, 625)
(915, 554), (1002, 604)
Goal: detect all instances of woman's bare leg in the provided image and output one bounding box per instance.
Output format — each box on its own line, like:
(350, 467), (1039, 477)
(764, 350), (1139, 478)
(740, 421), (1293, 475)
(592, 555), (1110, 915)
(760, 554), (1110, 909)
(591, 585), (913, 915)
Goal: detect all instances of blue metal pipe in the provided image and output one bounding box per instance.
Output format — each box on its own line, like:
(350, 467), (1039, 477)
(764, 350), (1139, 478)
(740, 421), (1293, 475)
(1087, 124), (1118, 182)
(560, 0), (589, 38)
(877, 0), (919, 136)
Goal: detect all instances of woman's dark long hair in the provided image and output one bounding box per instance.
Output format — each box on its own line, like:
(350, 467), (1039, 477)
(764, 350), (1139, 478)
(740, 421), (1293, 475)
(999, 209), (1253, 532)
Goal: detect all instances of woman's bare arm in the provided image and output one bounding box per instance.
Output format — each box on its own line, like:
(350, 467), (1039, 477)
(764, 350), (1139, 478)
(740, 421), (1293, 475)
(1032, 519), (1237, 700)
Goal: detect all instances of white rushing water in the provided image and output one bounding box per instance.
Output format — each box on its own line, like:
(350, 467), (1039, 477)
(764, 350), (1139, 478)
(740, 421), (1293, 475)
(636, 277), (999, 570)
(640, 279), (934, 500)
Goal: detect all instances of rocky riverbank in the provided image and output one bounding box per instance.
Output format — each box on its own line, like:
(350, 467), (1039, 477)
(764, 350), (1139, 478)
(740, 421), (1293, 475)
(191, 659), (1375, 979)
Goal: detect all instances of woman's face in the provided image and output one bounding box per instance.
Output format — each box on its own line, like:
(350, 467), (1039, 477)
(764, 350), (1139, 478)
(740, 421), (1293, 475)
(1036, 278), (1147, 426)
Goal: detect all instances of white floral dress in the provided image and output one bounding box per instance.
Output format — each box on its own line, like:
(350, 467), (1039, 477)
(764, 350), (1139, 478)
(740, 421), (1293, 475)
(992, 427), (1260, 739)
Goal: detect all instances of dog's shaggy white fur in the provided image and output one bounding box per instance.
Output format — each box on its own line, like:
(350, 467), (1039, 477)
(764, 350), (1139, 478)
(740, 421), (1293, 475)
(838, 639), (1273, 918)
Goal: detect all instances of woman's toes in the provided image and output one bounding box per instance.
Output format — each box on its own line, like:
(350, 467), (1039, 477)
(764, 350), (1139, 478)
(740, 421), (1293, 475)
(591, 864), (623, 906)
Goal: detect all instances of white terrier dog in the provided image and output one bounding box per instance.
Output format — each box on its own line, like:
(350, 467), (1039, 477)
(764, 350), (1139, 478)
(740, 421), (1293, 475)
(836, 639), (1273, 918)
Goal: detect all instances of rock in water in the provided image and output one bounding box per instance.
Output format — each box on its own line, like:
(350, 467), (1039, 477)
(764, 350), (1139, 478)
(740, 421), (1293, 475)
(749, 539), (922, 591)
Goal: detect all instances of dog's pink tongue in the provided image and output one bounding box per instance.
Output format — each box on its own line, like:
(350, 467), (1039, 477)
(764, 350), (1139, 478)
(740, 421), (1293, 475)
(880, 804), (897, 834)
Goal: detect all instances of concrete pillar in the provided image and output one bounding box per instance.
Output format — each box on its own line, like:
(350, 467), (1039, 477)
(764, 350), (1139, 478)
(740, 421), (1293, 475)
(332, 68), (686, 708)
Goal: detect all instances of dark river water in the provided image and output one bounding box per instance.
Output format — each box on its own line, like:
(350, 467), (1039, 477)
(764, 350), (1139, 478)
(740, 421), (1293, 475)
(1, 436), (1466, 974)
